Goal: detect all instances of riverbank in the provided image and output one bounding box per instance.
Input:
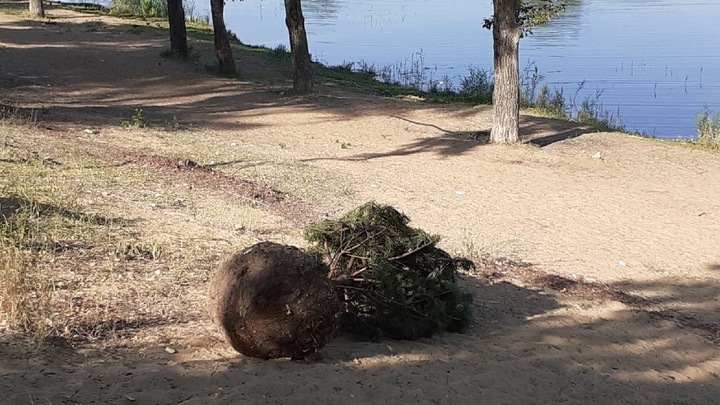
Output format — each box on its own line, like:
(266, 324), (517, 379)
(2, 3), (720, 404)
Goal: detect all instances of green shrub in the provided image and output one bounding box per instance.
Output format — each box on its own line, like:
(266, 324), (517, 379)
(304, 202), (473, 340)
(458, 66), (493, 104)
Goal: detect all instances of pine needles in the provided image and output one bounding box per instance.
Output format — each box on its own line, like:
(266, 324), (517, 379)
(304, 202), (473, 340)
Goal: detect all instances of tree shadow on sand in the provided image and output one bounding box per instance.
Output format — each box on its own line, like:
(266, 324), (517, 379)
(1, 267), (719, 404)
(300, 115), (595, 163)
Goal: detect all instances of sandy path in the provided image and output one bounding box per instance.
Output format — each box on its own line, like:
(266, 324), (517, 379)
(224, 101), (720, 321)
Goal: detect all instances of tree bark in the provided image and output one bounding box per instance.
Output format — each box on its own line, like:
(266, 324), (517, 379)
(29, 0), (44, 18)
(210, 0), (237, 75)
(490, 0), (521, 143)
(167, 0), (188, 57)
(284, 0), (313, 94)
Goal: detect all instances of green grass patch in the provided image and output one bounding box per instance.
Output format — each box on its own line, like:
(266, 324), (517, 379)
(314, 60), (494, 105)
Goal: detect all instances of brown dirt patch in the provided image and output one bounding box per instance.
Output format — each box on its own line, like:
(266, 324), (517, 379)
(116, 151), (316, 222)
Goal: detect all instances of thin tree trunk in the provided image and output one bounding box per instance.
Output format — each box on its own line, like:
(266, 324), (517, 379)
(284, 0), (313, 94)
(167, 0), (188, 57)
(210, 0), (237, 75)
(490, 0), (521, 143)
(29, 0), (44, 18)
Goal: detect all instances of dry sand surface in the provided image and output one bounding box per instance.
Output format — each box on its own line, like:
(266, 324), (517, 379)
(1, 2), (719, 404)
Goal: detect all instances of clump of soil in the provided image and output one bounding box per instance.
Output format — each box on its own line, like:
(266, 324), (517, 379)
(208, 242), (340, 359)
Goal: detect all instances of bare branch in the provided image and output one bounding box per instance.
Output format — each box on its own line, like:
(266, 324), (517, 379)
(389, 241), (434, 261)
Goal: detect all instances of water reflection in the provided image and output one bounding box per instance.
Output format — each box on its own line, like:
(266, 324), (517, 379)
(521, 0), (720, 137)
(303, 0), (342, 24)
(525, 1), (583, 46)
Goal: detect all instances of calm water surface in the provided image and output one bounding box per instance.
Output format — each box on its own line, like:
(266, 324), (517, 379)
(216, 0), (720, 138)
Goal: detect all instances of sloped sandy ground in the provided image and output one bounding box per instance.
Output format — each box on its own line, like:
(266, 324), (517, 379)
(1, 2), (719, 404)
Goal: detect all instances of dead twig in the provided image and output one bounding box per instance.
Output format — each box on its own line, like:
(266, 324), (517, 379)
(389, 241), (434, 261)
(327, 228), (386, 278)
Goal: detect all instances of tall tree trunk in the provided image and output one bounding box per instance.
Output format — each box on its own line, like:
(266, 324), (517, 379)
(210, 0), (237, 75)
(29, 0), (44, 18)
(490, 0), (521, 144)
(284, 0), (313, 94)
(167, 0), (188, 57)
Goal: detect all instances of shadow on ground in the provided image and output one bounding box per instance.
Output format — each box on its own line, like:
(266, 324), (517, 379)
(299, 115), (594, 162)
(1, 273), (719, 404)
(0, 195), (130, 226)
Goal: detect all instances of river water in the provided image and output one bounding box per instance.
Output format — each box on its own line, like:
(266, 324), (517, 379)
(216, 0), (719, 138)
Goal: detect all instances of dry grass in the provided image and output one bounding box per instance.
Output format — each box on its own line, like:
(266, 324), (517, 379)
(0, 103), (39, 128)
(0, 108), (351, 349)
(0, 246), (53, 349)
(103, 126), (357, 210)
(0, 124), (196, 347)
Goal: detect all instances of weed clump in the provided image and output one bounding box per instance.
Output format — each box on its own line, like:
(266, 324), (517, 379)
(696, 108), (720, 148)
(0, 200), (53, 347)
(458, 66), (493, 104)
(304, 202), (473, 340)
(121, 108), (148, 129)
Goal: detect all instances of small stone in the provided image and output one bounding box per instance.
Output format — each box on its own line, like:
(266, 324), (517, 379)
(165, 347), (177, 354)
(592, 151), (602, 159)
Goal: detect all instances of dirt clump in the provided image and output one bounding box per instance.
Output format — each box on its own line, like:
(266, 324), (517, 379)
(208, 242), (341, 359)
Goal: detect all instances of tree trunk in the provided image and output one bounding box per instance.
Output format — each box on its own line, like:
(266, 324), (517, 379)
(284, 0), (313, 94)
(210, 0), (237, 75)
(29, 0), (44, 18)
(490, 0), (521, 144)
(167, 0), (188, 57)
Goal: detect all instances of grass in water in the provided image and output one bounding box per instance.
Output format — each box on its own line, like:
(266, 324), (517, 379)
(696, 108), (720, 148)
(316, 56), (622, 133)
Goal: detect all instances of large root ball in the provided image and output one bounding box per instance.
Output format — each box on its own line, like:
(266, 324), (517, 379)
(208, 242), (340, 359)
